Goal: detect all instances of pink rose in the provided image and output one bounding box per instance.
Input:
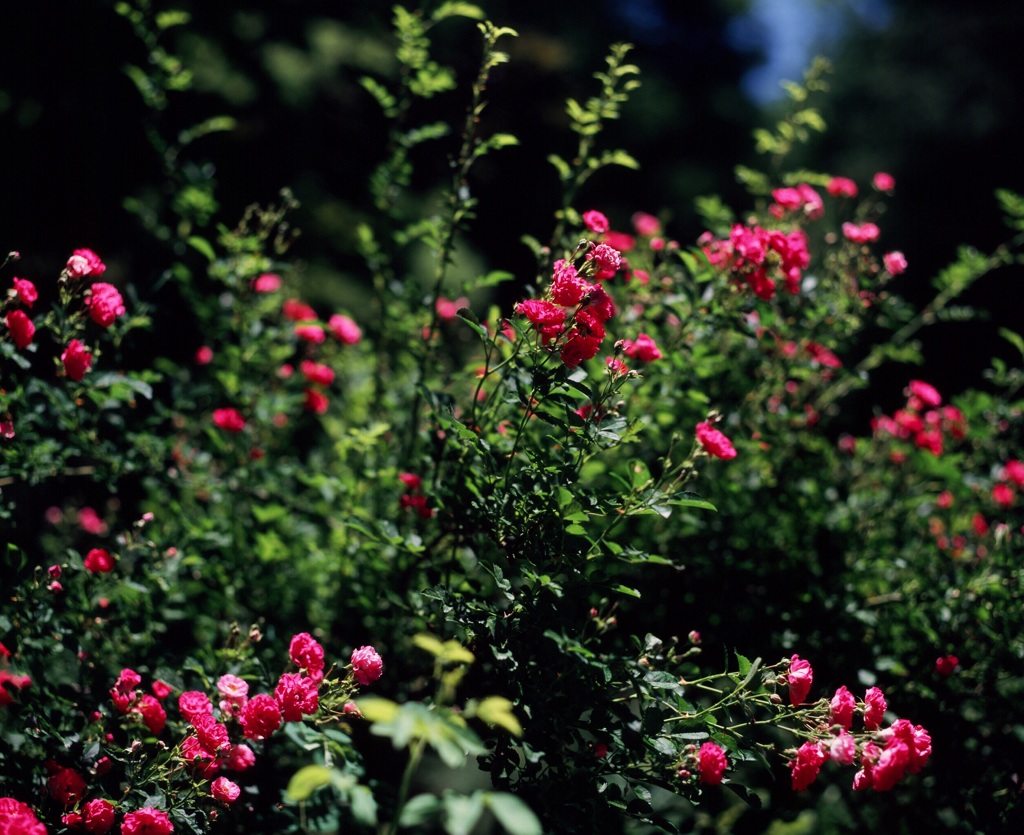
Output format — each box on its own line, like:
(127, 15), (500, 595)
(873, 171), (895, 192)
(87, 283), (125, 327)
(295, 324), (326, 344)
(180, 735), (219, 778)
(282, 299), (316, 322)
(121, 806), (173, 835)
(830, 685), (856, 729)
(192, 713), (230, 754)
(195, 346), (213, 365)
(632, 212), (661, 236)
(12, 277), (38, 307)
(48, 765), (87, 806)
(695, 422), (737, 460)
(863, 686), (887, 730)
(240, 693), (281, 740)
(84, 548), (115, 573)
(303, 388), (329, 414)
(516, 299), (565, 342)
(328, 313), (362, 344)
(787, 654), (813, 706)
(274, 673), (319, 722)
(224, 743), (256, 772)
(826, 176), (858, 198)
(82, 798), (116, 834)
(66, 248), (106, 279)
(697, 741), (727, 785)
(582, 210), (609, 234)
(300, 360), (335, 386)
(289, 633), (325, 681)
(907, 379), (941, 408)
(559, 331), (602, 369)
(621, 333), (662, 363)
(1002, 460), (1024, 487)
(550, 260), (591, 307)
(935, 654), (959, 677)
(252, 273), (282, 293)
(132, 693), (167, 735)
(6, 310), (35, 349)
(62, 339), (93, 381)
(992, 483), (1014, 507)
(883, 251), (907, 275)
(351, 645), (384, 686)
(829, 731), (856, 765)
(0, 797), (47, 835)
(790, 740), (826, 791)
(211, 776), (240, 804)
(212, 408), (246, 433)
(178, 690), (213, 723)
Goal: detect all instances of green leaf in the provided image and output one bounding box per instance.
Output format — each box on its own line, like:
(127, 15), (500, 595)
(155, 10), (191, 30)
(285, 765), (333, 802)
(399, 794), (442, 827)
(350, 785), (378, 826)
(186, 236), (216, 262)
(442, 791), (486, 835)
(611, 584), (641, 598)
(413, 633), (475, 665)
(486, 793), (543, 835)
(431, 2), (486, 22)
(474, 696), (523, 736)
(355, 697), (400, 723)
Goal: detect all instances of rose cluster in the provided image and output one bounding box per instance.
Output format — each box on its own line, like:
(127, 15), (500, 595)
(783, 656), (932, 793)
(14, 635), (384, 833)
(871, 379), (966, 460)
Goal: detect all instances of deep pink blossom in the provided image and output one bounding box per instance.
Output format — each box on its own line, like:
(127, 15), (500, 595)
(12, 277), (38, 307)
(550, 259), (592, 307)
(6, 310), (35, 349)
(992, 483), (1014, 507)
(560, 331), (602, 368)
(240, 693), (281, 740)
(192, 713), (230, 754)
(328, 313), (362, 344)
(282, 299), (316, 322)
(935, 655), (959, 677)
(132, 694), (167, 735)
(87, 283), (125, 328)
(517, 299), (565, 342)
(224, 743), (256, 772)
(787, 655), (813, 706)
(1003, 460), (1024, 487)
(842, 222), (880, 244)
(697, 742), (727, 785)
(829, 730), (856, 765)
(82, 798), (116, 834)
(883, 251), (908, 275)
(873, 172), (895, 192)
(289, 633), (326, 681)
(695, 422), (737, 460)
(632, 212), (661, 236)
(180, 735), (218, 778)
(863, 686), (887, 730)
(0, 797), (47, 835)
(351, 646), (384, 686)
(84, 548), (114, 573)
(790, 741), (826, 791)
(907, 380), (942, 408)
(178, 690), (214, 723)
(121, 806), (173, 835)
(48, 765), (87, 806)
(304, 388), (329, 414)
(194, 345), (213, 365)
(212, 408), (246, 433)
(830, 685), (856, 729)
(588, 243), (622, 279)
(62, 339), (93, 381)
(295, 324), (326, 344)
(621, 333), (662, 362)
(152, 680), (173, 700)
(582, 210), (609, 234)
(211, 777), (240, 804)
(826, 177), (858, 198)
(78, 506), (107, 534)
(66, 249), (106, 279)
(110, 668), (141, 713)
(275, 672), (319, 722)
(252, 273), (282, 293)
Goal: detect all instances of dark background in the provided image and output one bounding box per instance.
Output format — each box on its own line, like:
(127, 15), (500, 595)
(2, 0), (1021, 405)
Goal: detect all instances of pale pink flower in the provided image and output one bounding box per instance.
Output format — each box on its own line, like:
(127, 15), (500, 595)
(873, 171), (895, 192)
(582, 210), (609, 234)
(883, 251), (907, 275)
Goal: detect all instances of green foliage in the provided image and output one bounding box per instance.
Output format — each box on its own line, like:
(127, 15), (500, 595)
(3, 5), (1024, 835)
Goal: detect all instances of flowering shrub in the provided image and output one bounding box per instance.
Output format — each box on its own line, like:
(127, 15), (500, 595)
(2, 3), (1023, 834)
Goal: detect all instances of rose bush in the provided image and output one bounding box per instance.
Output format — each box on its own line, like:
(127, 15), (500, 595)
(2, 2), (1023, 834)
